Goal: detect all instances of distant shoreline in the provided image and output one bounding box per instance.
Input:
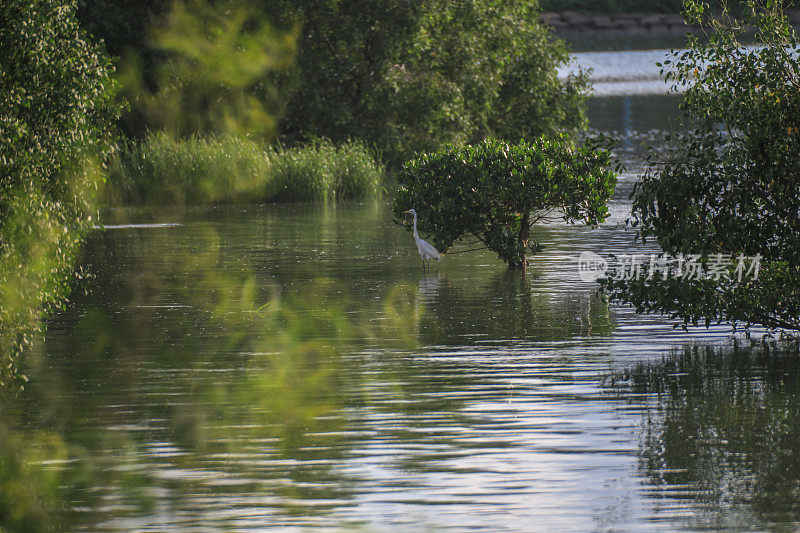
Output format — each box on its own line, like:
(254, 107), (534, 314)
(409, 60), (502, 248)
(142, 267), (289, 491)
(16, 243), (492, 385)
(542, 10), (800, 37)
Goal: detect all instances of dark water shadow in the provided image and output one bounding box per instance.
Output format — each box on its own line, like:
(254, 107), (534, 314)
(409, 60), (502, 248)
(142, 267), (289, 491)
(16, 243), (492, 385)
(605, 340), (800, 529)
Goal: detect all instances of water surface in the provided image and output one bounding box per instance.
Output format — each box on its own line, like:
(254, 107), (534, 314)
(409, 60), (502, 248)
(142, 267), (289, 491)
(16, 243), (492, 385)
(5, 179), (797, 531)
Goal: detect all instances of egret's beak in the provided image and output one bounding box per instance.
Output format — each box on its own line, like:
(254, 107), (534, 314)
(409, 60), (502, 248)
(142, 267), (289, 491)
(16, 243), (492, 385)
(402, 210), (411, 214)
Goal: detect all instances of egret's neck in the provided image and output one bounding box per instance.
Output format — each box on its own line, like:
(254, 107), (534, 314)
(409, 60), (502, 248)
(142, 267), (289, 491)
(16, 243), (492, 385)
(412, 212), (419, 238)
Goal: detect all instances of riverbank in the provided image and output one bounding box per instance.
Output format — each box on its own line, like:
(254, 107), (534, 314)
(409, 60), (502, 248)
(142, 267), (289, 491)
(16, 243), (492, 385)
(543, 10), (800, 38)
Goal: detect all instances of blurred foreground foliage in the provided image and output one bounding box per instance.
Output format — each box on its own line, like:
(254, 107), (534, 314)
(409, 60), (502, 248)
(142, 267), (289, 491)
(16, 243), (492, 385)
(394, 137), (617, 268)
(0, 0), (120, 385)
(602, 0), (800, 333)
(116, 0), (296, 140)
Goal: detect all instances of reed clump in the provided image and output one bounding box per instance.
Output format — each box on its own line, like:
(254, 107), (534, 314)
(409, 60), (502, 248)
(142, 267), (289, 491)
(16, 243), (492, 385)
(106, 134), (384, 205)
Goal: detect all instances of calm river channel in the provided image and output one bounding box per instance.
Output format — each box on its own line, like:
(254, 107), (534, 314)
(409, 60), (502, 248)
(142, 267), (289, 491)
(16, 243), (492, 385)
(5, 46), (800, 532)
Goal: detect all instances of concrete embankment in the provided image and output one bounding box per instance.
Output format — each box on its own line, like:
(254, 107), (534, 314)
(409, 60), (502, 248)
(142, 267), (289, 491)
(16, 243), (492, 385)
(542, 10), (800, 37)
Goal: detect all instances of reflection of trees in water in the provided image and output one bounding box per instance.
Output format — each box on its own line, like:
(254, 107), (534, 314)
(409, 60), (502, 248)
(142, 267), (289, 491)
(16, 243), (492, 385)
(357, 270), (616, 479)
(2, 207), (617, 528)
(610, 342), (800, 527)
(417, 269), (613, 344)
(6, 222), (382, 527)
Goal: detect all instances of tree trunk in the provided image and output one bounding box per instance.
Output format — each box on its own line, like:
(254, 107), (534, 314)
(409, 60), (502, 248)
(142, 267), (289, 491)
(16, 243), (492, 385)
(510, 212), (531, 270)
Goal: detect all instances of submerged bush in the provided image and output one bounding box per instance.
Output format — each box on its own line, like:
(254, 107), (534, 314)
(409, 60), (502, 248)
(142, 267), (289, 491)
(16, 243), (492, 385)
(394, 136), (617, 268)
(105, 134), (384, 205)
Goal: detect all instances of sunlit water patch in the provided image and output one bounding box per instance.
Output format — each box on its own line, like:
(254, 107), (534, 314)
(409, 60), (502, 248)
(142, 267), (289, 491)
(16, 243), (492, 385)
(560, 48), (676, 96)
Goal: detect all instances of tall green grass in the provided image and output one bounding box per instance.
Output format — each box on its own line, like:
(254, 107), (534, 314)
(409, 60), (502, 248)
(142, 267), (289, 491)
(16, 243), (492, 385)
(105, 134), (384, 205)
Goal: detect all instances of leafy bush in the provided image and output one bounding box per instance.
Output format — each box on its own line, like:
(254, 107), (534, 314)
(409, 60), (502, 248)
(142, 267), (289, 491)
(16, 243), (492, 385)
(106, 134), (384, 205)
(394, 137), (617, 268)
(0, 0), (120, 384)
(602, 0), (800, 332)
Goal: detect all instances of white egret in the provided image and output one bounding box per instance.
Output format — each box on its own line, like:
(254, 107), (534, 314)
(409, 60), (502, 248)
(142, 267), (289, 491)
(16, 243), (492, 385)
(403, 209), (443, 268)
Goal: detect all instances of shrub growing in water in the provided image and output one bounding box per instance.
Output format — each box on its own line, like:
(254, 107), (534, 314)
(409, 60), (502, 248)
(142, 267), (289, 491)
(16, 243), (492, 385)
(394, 137), (617, 269)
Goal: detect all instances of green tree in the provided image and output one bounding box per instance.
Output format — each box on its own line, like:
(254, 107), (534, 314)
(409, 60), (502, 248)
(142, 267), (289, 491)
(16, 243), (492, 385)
(78, 0), (586, 162)
(393, 137), (617, 268)
(270, 0), (588, 165)
(602, 0), (800, 332)
(0, 0), (120, 383)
